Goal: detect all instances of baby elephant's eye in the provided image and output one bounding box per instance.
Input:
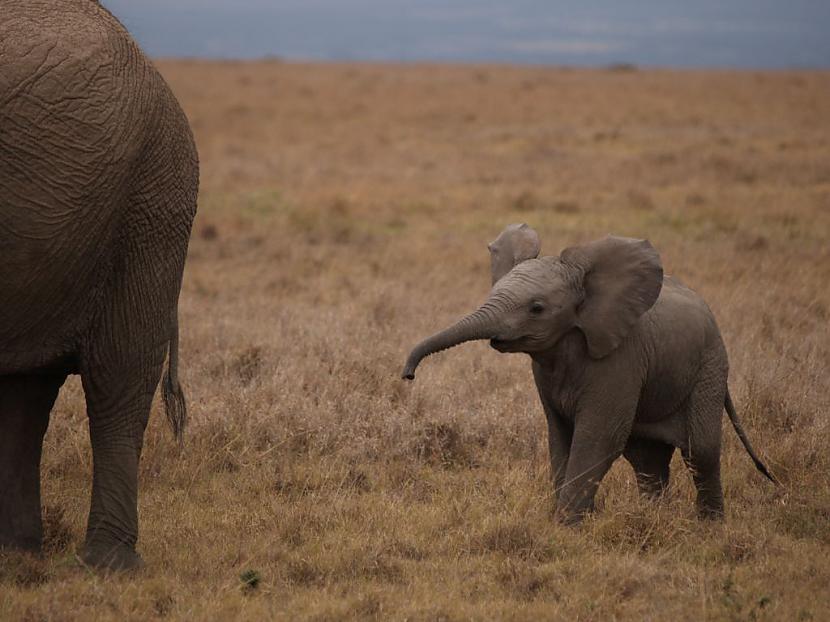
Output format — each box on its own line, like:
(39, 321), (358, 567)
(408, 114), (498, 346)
(530, 302), (545, 314)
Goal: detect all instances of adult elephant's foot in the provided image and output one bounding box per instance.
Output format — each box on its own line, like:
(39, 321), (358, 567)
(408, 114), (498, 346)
(0, 533), (42, 554)
(80, 540), (144, 572)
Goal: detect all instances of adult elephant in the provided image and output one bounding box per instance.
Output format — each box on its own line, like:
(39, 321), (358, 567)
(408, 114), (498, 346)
(0, 0), (197, 570)
(402, 224), (775, 524)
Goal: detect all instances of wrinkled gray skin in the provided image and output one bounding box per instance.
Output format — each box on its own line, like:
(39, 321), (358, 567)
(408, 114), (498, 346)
(403, 224), (775, 524)
(0, 0), (197, 570)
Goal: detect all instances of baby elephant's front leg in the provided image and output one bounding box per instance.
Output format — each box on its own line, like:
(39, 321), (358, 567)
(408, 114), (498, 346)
(544, 410), (573, 502)
(554, 412), (629, 524)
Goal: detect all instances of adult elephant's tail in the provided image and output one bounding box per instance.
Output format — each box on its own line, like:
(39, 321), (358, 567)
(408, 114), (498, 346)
(162, 308), (187, 447)
(725, 389), (776, 483)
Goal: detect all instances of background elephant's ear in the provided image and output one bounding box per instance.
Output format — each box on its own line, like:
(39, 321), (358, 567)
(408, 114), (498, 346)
(488, 223), (541, 285)
(562, 236), (663, 359)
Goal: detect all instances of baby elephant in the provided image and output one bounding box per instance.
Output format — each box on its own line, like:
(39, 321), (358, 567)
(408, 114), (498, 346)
(402, 224), (775, 524)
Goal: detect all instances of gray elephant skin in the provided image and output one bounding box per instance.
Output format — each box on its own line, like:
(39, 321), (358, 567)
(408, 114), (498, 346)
(403, 224), (775, 524)
(1, 1), (197, 569)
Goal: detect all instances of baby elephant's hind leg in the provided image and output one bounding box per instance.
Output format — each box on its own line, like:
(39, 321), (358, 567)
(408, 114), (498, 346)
(682, 364), (727, 519)
(623, 437), (675, 498)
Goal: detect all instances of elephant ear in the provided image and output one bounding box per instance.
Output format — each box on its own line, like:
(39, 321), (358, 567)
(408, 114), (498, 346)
(488, 223), (541, 285)
(561, 236), (663, 359)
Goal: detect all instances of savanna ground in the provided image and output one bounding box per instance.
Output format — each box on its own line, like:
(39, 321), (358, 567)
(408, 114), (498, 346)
(2, 61), (830, 620)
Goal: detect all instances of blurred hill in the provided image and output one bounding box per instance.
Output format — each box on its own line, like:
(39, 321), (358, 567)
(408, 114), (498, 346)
(107, 0), (830, 68)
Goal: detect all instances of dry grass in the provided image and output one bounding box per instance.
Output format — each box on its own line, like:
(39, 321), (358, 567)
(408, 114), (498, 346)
(2, 61), (829, 620)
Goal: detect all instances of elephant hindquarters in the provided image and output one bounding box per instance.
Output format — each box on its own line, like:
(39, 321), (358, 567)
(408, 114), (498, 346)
(0, 3), (154, 364)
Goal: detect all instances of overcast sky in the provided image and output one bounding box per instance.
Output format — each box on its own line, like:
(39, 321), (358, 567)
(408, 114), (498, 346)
(105, 0), (830, 68)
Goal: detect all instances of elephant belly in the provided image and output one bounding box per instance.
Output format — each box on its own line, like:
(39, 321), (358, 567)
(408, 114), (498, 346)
(0, 218), (110, 373)
(630, 415), (688, 451)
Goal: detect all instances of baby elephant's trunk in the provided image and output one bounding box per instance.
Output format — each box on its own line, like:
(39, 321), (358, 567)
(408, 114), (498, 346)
(402, 306), (497, 380)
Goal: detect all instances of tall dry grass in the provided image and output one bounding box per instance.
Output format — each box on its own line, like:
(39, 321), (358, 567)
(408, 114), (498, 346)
(2, 62), (829, 620)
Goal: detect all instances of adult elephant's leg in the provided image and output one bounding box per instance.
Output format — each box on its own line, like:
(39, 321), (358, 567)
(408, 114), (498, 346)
(79, 345), (165, 570)
(623, 437), (675, 498)
(77, 217), (174, 570)
(0, 374), (65, 551)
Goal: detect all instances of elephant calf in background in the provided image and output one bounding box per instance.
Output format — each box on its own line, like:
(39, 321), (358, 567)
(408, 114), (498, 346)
(403, 224), (775, 524)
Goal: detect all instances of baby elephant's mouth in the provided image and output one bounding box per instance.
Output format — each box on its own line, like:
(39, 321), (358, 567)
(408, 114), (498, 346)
(489, 337), (511, 352)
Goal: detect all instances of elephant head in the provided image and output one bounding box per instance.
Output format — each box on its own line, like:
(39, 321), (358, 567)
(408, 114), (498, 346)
(402, 225), (663, 379)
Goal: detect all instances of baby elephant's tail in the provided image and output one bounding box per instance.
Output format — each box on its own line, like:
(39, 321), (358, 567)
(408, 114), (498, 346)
(725, 389), (776, 483)
(162, 309), (187, 448)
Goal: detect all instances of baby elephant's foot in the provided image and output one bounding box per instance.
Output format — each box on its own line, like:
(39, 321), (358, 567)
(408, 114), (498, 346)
(697, 502), (725, 521)
(80, 540), (144, 572)
(554, 505), (590, 526)
(696, 490), (725, 521)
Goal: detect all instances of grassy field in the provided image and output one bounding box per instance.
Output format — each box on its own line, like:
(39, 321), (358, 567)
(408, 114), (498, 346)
(2, 61), (829, 620)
